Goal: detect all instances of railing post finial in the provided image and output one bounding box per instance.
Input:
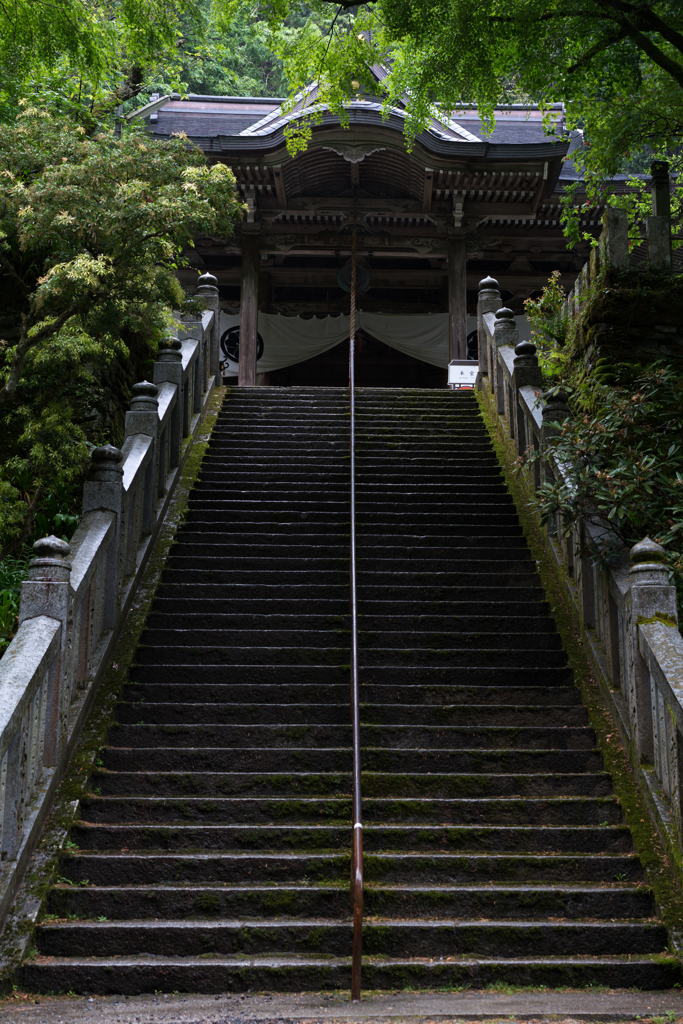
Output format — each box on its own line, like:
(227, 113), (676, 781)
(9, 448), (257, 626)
(512, 340), (543, 389)
(26, 536), (72, 583)
(629, 536), (669, 585)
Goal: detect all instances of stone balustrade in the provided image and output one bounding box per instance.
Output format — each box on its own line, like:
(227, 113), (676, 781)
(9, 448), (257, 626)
(0, 275), (219, 930)
(477, 273), (683, 882)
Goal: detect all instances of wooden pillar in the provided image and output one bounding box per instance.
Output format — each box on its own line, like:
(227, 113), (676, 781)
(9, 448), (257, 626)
(239, 234), (260, 386)
(447, 236), (467, 361)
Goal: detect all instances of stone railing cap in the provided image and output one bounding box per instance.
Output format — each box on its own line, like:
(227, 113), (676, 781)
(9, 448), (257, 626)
(91, 444), (123, 465)
(515, 340), (537, 356)
(196, 272), (218, 289)
(630, 536), (666, 565)
(478, 275), (500, 290)
(544, 389), (570, 404)
(132, 381), (159, 398)
(495, 307), (514, 320)
(32, 536), (71, 559)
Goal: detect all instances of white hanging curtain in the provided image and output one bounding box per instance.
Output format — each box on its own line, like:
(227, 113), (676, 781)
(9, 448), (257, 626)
(220, 312), (350, 374)
(358, 312), (449, 368)
(219, 311), (529, 375)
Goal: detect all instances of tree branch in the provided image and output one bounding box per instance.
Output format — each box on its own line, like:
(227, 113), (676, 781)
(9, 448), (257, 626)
(0, 249), (30, 295)
(567, 27), (629, 72)
(618, 20), (683, 88)
(593, 0), (683, 56)
(0, 485), (44, 560)
(0, 304), (79, 409)
(489, 10), (616, 21)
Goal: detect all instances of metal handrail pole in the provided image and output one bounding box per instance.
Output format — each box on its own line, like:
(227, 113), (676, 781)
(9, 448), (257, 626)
(349, 227), (363, 1003)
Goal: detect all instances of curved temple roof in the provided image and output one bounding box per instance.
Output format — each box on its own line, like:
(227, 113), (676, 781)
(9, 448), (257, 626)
(130, 75), (610, 315)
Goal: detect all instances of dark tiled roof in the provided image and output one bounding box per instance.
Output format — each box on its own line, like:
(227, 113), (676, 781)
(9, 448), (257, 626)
(152, 110), (262, 137)
(452, 117), (560, 146)
(145, 95), (566, 146)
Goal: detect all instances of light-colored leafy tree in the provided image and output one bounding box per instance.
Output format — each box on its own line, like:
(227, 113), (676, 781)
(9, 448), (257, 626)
(0, 107), (244, 554)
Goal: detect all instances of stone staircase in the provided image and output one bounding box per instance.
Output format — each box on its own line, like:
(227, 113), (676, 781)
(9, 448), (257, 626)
(22, 387), (676, 994)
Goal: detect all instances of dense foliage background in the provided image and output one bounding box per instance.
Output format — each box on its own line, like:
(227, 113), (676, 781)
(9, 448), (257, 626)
(524, 273), (683, 617)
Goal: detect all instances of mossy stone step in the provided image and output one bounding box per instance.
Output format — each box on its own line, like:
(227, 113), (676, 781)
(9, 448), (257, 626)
(45, 882), (655, 923)
(19, 953), (682, 995)
(78, 794), (622, 827)
(34, 918), (668, 959)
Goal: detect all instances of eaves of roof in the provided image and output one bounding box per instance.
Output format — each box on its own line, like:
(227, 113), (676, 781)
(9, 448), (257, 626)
(177, 106), (570, 162)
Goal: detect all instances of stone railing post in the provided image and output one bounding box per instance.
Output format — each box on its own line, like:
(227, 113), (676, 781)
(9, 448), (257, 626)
(651, 161), (671, 222)
(125, 381), (159, 530)
(493, 307), (517, 415)
(477, 275), (501, 379)
(646, 217), (672, 270)
(17, 538), (72, 768)
(541, 390), (571, 449)
(82, 445), (124, 628)
(154, 338), (183, 468)
(195, 272), (220, 386)
(647, 156), (672, 270)
(600, 208), (629, 272)
(511, 340), (543, 390)
(511, 341), (544, 457)
(627, 537), (678, 764)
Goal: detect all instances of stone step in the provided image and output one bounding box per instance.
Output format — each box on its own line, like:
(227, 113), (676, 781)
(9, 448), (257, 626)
(78, 795), (621, 827)
(158, 571), (544, 590)
(33, 918), (666, 959)
(122, 681), (581, 705)
(60, 851), (644, 886)
(46, 882), (654, 922)
(19, 953), (682, 995)
(149, 598), (551, 617)
(162, 554), (535, 573)
(144, 612), (555, 632)
(94, 771), (610, 799)
(100, 745), (604, 775)
(134, 646), (569, 668)
(138, 629), (563, 652)
(127, 664), (574, 686)
(105, 723), (591, 750)
(115, 701), (586, 727)
(181, 521), (522, 537)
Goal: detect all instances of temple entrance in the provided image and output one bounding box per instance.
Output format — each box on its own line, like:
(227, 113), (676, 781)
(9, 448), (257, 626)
(171, 78), (571, 388)
(269, 334), (448, 388)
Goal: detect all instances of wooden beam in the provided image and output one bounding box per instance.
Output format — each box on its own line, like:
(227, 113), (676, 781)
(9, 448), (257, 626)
(239, 234), (260, 386)
(447, 236), (467, 361)
(422, 168), (433, 212)
(272, 166), (287, 208)
(465, 201), (536, 217)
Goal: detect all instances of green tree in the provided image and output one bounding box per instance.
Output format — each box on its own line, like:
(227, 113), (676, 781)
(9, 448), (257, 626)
(136, 1), (293, 101)
(0, 0), (204, 123)
(0, 107), (244, 553)
(216, 0), (683, 180)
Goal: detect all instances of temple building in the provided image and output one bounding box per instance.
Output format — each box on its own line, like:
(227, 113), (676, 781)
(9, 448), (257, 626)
(132, 74), (623, 387)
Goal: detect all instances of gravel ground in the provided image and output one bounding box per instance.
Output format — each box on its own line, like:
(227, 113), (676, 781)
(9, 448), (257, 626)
(2, 990), (683, 1023)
